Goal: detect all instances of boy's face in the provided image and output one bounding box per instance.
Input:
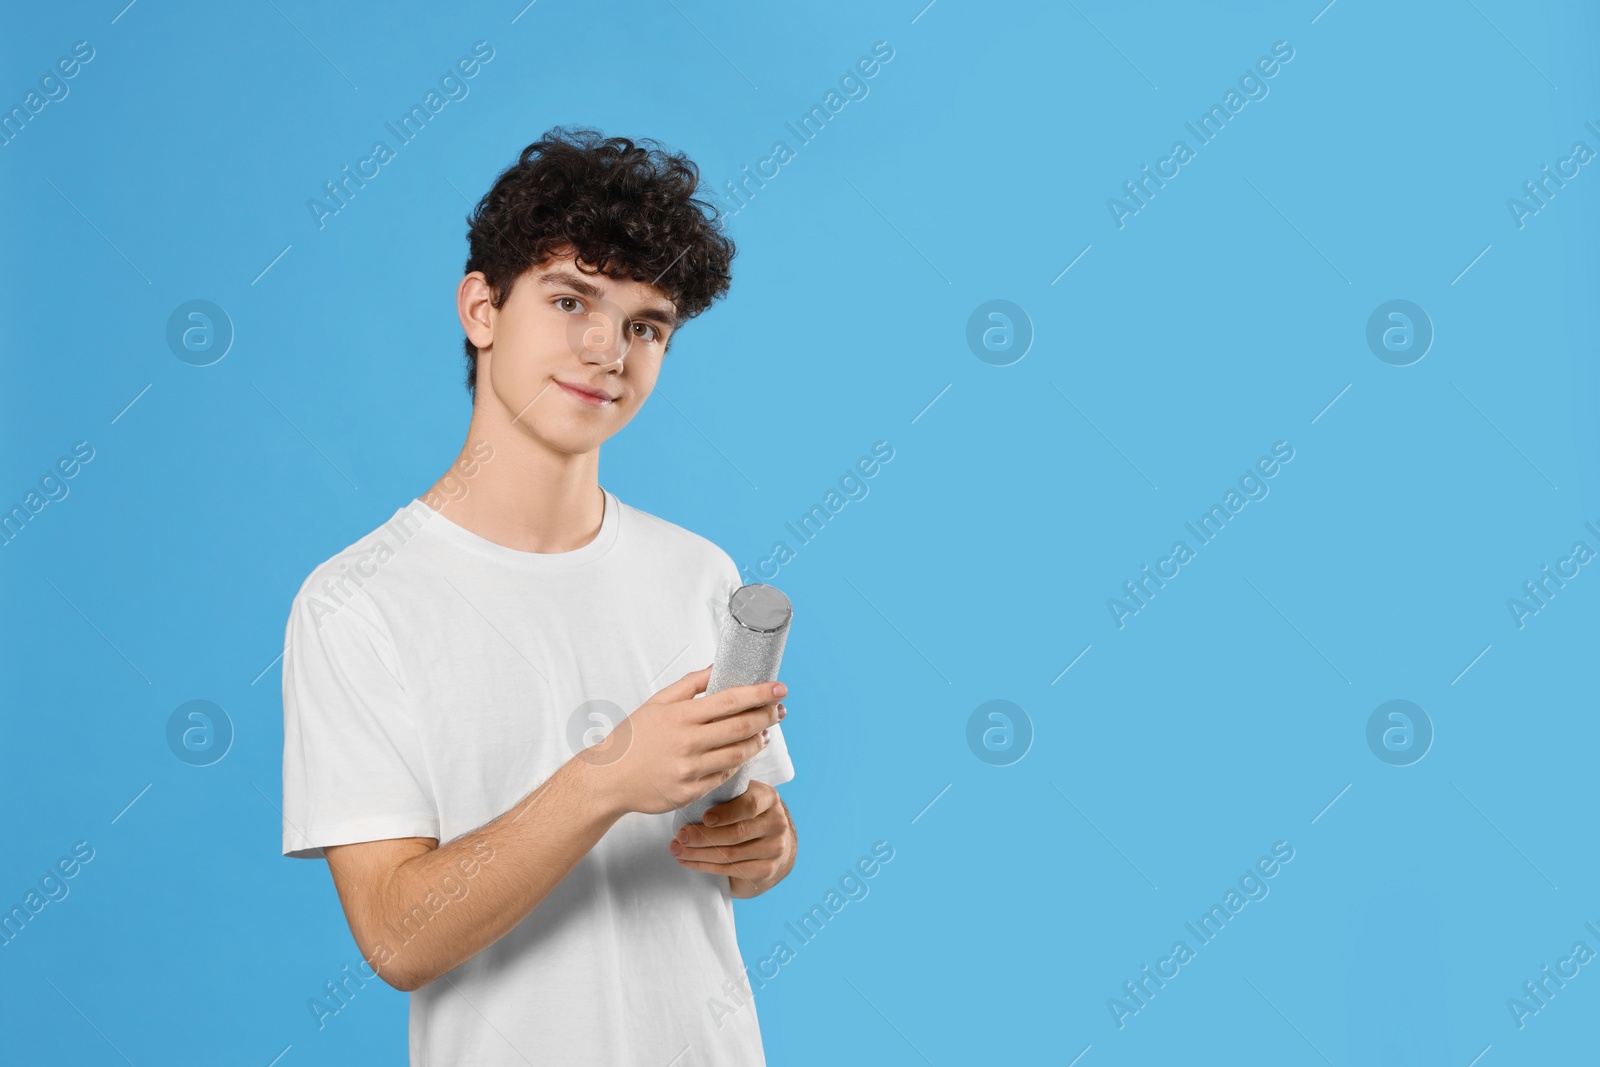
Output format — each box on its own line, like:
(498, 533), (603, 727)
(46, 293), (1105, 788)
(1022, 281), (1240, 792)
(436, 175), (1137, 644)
(461, 246), (678, 456)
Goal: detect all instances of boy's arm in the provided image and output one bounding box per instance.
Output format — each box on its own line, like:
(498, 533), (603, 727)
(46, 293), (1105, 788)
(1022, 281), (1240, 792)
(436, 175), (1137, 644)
(322, 755), (617, 992)
(320, 667), (786, 992)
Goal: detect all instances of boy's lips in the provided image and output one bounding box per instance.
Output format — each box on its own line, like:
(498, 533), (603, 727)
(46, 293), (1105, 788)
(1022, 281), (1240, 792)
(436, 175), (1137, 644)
(556, 380), (616, 406)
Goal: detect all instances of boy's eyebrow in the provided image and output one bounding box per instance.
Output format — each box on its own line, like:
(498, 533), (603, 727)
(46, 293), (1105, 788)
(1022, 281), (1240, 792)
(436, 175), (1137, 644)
(536, 268), (677, 328)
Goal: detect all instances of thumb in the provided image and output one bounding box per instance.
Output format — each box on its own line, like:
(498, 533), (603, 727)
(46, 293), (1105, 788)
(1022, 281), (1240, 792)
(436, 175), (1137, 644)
(654, 663), (713, 703)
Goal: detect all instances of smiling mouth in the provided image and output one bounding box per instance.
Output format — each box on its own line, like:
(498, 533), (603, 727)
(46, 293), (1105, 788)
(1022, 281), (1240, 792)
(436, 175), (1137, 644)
(556, 381), (615, 407)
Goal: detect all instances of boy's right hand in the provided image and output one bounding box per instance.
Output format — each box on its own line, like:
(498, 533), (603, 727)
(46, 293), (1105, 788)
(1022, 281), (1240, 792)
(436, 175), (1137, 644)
(589, 666), (786, 817)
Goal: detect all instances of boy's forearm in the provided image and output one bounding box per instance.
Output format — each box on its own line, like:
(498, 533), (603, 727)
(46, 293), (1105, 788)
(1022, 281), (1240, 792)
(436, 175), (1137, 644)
(375, 757), (623, 991)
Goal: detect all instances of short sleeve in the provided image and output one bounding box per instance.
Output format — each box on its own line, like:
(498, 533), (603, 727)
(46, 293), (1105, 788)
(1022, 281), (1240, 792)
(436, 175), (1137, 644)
(711, 548), (796, 789)
(280, 585), (439, 859)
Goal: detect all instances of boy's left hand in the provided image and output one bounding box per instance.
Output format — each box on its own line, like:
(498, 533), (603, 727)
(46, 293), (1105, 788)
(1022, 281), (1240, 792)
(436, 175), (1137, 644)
(669, 780), (796, 898)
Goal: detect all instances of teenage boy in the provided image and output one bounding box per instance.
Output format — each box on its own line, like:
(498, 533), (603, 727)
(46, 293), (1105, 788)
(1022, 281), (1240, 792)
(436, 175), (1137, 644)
(280, 126), (798, 1066)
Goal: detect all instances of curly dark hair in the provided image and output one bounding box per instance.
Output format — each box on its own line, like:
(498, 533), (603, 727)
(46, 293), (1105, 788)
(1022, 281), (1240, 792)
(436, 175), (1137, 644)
(459, 126), (736, 397)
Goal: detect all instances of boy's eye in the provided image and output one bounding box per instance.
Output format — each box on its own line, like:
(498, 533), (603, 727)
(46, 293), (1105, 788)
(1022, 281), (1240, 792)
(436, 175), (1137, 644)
(631, 321), (661, 342)
(556, 297), (585, 313)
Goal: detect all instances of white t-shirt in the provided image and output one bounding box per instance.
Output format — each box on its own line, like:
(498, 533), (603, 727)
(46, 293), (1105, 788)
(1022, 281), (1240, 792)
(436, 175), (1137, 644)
(280, 487), (795, 1066)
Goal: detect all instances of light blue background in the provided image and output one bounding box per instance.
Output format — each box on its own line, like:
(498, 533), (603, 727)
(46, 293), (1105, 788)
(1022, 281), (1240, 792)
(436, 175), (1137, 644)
(3, 1), (1597, 1063)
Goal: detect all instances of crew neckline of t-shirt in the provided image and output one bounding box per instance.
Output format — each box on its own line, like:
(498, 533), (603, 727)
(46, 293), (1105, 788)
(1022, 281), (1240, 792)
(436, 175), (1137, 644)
(410, 487), (622, 570)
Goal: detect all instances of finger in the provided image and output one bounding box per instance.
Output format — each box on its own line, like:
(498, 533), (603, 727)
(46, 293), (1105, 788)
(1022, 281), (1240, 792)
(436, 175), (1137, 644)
(672, 837), (780, 864)
(673, 854), (777, 880)
(702, 780), (774, 828)
(675, 857), (780, 890)
(696, 702), (782, 754)
(680, 805), (781, 849)
(694, 728), (770, 779)
(689, 679), (786, 724)
(654, 665), (713, 704)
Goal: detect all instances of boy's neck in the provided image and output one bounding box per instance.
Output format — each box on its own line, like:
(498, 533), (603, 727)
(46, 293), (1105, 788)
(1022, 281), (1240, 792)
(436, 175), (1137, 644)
(424, 396), (606, 555)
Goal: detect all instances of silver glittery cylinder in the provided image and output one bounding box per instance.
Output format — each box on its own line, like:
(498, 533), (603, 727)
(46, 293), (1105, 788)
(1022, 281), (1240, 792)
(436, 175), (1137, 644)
(676, 583), (792, 827)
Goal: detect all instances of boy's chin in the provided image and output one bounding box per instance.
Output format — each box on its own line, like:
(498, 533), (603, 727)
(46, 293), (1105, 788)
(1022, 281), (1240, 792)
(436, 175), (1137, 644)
(522, 422), (617, 457)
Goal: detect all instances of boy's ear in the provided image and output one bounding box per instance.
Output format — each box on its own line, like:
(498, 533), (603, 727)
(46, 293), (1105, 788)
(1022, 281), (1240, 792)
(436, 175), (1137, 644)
(458, 272), (496, 352)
